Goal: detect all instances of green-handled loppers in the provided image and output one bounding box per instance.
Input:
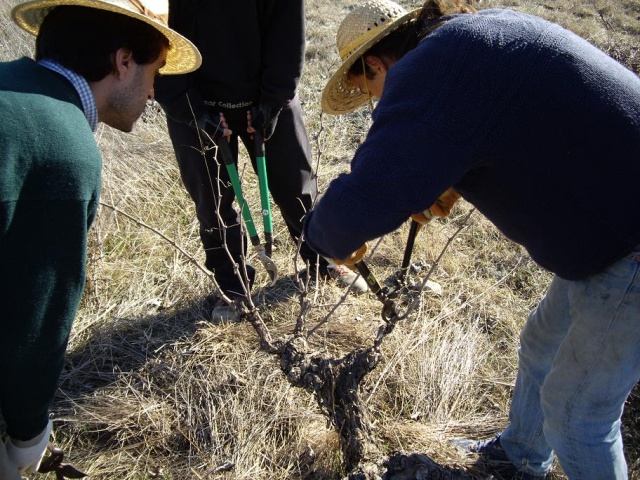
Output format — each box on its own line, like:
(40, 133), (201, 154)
(213, 127), (278, 284)
(254, 130), (274, 258)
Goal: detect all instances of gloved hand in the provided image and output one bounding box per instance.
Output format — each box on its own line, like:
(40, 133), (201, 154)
(331, 244), (367, 266)
(410, 188), (461, 224)
(250, 103), (281, 141)
(189, 113), (211, 132)
(190, 112), (232, 141)
(6, 420), (52, 474)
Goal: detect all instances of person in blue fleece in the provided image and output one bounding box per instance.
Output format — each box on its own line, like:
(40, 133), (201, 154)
(303, 0), (640, 478)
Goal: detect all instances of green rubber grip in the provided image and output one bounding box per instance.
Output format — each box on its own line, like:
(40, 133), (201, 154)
(217, 139), (259, 241)
(254, 132), (273, 237)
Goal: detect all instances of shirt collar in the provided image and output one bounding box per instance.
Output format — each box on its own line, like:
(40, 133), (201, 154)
(38, 59), (99, 132)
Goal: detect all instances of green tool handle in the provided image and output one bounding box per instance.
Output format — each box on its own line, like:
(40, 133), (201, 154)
(216, 138), (260, 244)
(254, 131), (273, 256)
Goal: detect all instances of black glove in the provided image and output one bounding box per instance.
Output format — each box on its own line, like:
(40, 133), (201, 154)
(189, 112), (213, 133)
(250, 103), (281, 141)
(191, 113), (231, 144)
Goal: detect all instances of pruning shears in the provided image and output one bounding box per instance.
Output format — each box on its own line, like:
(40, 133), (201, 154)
(213, 128), (278, 284)
(385, 218), (427, 298)
(354, 260), (399, 321)
(352, 217), (426, 319)
(397, 219), (421, 285)
(253, 130), (274, 259)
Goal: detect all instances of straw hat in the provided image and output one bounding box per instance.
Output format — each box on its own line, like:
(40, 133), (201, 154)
(11, 0), (201, 75)
(322, 0), (419, 115)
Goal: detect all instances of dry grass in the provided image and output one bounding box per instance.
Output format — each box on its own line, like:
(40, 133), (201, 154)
(2, 0), (639, 478)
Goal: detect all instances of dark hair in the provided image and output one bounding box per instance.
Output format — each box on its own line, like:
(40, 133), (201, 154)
(419, 0), (476, 21)
(417, 0), (476, 35)
(36, 6), (169, 82)
(348, 0), (477, 79)
(348, 22), (420, 79)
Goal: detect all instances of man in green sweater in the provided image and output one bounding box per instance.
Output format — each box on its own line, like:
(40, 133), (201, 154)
(0, 1), (200, 476)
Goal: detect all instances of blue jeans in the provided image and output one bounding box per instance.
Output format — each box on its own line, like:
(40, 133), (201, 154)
(500, 247), (640, 479)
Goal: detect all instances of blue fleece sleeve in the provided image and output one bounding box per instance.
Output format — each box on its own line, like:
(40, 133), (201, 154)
(303, 112), (474, 260)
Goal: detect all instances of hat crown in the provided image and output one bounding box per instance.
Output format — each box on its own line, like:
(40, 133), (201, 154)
(336, 0), (408, 60)
(11, 0), (200, 74)
(127, 0), (168, 24)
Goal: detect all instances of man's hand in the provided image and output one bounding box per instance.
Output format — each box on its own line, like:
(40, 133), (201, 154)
(192, 112), (233, 141)
(332, 244), (367, 266)
(249, 103), (281, 141)
(6, 420), (52, 473)
(411, 188), (461, 224)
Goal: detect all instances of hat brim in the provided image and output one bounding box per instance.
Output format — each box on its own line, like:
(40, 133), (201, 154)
(322, 8), (420, 115)
(11, 0), (201, 75)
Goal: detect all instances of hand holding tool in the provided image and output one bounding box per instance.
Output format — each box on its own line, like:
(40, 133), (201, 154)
(396, 187), (461, 287)
(410, 187), (461, 225)
(249, 103), (281, 140)
(329, 245), (397, 319)
(331, 244), (367, 266)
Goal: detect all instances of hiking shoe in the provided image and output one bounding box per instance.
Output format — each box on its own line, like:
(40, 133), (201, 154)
(454, 435), (547, 480)
(211, 297), (242, 324)
(327, 264), (368, 294)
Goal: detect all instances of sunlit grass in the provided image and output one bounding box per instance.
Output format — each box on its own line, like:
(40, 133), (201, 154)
(1, 0), (638, 478)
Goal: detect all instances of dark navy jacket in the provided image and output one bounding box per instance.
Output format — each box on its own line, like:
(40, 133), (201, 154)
(304, 9), (640, 280)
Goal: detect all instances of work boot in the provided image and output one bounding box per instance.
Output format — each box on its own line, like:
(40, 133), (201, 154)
(327, 264), (368, 294)
(454, 435), (547, 480)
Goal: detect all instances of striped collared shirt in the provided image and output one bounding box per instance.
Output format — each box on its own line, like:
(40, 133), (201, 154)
(38, 59), (98, 132)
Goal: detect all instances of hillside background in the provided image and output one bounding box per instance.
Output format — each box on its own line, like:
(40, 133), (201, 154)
(1, 0), (639, 478)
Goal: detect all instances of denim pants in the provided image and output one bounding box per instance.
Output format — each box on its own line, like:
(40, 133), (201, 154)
(500, 247), (640, 479)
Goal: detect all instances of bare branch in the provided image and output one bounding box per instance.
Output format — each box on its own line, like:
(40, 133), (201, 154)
(98, 201), (214, 284)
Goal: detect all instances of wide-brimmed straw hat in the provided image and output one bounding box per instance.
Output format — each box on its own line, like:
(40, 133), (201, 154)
(322, 0), (419, 115)
(11, 0), (201, 75)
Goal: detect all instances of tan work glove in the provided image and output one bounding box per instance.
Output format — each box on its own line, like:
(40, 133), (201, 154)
(331, 244), (368, 267)
(411, 188), (461, 224)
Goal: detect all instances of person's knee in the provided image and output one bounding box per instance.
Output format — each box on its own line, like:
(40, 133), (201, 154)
(540, 381), (564, 439)
(540, 372), (620, 446)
